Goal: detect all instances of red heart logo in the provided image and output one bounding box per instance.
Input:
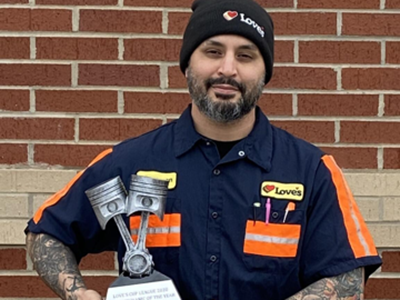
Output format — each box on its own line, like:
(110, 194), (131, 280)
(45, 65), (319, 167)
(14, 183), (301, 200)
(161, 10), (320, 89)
(263, 185), (275, 193)
(223, 11), (238, 21)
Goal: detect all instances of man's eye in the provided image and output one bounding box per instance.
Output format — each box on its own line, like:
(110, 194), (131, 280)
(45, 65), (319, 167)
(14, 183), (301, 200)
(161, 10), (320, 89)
(205, 49), (222, 56)
(238, 53), (253, 60)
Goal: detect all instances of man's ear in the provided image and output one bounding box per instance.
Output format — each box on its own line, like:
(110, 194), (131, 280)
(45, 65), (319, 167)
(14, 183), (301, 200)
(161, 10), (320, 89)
(185, 68), (189, 78)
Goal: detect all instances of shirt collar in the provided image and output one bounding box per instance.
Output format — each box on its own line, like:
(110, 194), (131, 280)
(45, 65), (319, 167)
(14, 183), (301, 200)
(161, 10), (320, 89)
(174, 105), (273, 172)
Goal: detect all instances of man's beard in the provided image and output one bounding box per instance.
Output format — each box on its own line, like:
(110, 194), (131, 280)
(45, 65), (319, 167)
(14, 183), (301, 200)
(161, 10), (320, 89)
(187, 67), (265, 123)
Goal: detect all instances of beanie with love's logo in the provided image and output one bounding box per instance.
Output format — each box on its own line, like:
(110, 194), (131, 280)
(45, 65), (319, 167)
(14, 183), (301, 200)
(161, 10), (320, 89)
(179, 0), (274, 85)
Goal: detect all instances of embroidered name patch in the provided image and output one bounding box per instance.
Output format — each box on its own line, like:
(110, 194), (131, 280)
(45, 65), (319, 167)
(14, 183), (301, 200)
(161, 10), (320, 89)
(136, 171), (177, 190)
(261, 181), (304, 201)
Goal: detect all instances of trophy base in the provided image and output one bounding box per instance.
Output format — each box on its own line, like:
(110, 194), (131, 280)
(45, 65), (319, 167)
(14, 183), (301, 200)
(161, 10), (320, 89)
(106, 270), (181, 300)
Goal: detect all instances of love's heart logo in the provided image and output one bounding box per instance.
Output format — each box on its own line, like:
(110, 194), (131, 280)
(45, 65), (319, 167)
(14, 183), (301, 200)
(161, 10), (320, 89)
(223, 11), (238, 21)
(263, 185), (275, 193)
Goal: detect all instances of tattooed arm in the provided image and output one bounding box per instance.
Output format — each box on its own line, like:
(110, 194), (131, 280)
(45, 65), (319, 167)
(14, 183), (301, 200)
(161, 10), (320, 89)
(26, 232), (102, 300)
(286, 267), (365, 300)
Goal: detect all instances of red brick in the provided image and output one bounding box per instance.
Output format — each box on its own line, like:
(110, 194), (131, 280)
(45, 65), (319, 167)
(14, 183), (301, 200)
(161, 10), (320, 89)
(79, 118), (162, 141)
(79, 252), (115, 270)
(125, 0), (292, 7)
(269, 67), (337, 90)
(343, 13), (400, 36)
(0, 9), (30, 31)
(298, 0), (379, 9)
(320, 147), (377, 169)
(0, 144), (27, 164)
(341, 122), (400, 144)
(0, 249), (26, 270)
(34, 144), (112, 167)
(37, 38), (118, 60)
(0, 37), (29, 59)
(386, 42), (400, 64)
(365, 278), (400, 299)
(0, 64), (71, 86)
(270, 12), (337, 36)
(342, 68), (400, 90)
(168, 66), (186, 89)
(0, 90), (29, 111)
(384, 148), (400, 169)
(298, 94), (379, 116)
(258, 94), (293, 116)
(382, 251), (400, 272)
(168, 12), (191, 35)
(80, 10), (162, 33)
(385, 95), (400, 116)
(0, 118), (74, 140)
(79, 64), (159, 87)
(38, 0), (116, 4)
(36, 90), (118, 113)
(271, 121), (335, 143)
(124, 39), (182, 62)
(124, 92), (190, 114)
(299, 41), (381, 64)
(0, 0), (28, 2)
(275, 41), (294, 63)
(386, 0), (400, 8)
(0, 275), (115, 297)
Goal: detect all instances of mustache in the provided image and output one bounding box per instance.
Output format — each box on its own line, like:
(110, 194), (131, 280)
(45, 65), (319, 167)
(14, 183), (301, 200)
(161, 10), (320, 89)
(205, 77), (246, 94)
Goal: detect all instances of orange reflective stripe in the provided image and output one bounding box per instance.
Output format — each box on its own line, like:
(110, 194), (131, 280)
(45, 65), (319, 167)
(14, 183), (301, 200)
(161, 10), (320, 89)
(243, 221), (300, 257)
(130, 213), (181, 247)
(33, 148), (113, 224)
(322, 155), (378, 258)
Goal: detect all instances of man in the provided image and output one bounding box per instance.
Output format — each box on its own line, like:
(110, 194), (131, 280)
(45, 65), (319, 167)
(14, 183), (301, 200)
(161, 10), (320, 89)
(25, 0), (382, 299)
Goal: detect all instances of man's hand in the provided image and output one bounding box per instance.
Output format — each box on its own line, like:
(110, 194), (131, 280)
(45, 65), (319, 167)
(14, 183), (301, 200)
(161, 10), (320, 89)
(26, 232), (103, 300)
(286, 268), (364, 300)
(75, 289), (103, 299)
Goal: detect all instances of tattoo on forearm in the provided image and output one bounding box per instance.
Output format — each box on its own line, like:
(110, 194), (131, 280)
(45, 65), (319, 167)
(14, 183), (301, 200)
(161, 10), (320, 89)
(27, 233), (86, 300)
(287, 268), (364, 300)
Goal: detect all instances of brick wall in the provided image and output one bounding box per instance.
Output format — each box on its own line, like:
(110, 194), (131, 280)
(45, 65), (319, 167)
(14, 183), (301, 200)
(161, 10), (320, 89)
(0, 0), (399, 299)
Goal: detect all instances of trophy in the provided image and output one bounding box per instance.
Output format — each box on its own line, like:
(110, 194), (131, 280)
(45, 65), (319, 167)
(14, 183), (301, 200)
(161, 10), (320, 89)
(85, 175), (181, 300)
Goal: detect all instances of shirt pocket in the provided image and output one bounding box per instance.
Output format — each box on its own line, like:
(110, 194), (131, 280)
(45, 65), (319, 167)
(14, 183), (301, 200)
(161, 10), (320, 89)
(129, 197), (181, 264)
(243, 206), (303, 270)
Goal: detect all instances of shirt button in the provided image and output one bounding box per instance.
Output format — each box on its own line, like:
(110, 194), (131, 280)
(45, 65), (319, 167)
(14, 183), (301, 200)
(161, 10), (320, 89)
(213, 169), (221, 175)
(272, 212), (279, 219)
(211, 212), (218, 219)
(206, 141), (211, 146)
(210, 255), (217, 262)
(238, 151), (245, 157)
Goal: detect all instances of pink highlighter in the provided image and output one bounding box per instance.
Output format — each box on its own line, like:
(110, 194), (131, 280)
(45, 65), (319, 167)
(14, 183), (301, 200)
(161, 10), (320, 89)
(265, 198), (271, 225)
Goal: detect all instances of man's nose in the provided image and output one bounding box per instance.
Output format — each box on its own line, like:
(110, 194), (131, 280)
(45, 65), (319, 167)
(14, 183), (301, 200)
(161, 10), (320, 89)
(217, 54), (237, 78)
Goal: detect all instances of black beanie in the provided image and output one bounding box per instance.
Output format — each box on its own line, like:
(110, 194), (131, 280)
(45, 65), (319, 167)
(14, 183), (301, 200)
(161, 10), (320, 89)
(179, 0), (274, 85)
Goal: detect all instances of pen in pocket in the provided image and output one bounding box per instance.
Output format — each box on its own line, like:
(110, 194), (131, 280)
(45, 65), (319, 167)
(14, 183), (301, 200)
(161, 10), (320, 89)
(253, 202), (261, 225)
(265, 198), (271, 225)
(283, 202), (296, 223)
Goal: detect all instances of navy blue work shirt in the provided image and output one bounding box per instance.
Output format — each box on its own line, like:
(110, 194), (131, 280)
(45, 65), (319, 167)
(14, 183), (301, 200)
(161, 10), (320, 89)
(27, 105), (382, 300)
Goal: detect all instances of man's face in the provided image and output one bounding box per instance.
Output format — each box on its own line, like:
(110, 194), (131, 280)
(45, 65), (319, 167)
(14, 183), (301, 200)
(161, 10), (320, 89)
(186, 35), (266, 123)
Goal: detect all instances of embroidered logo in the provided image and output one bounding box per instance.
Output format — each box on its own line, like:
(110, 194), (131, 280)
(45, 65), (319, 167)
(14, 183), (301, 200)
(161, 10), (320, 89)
(261, 182), (304, 201)
(223, 11), (239, 21)
(136, 171), (177, 190)
(240, 13), (265, 38)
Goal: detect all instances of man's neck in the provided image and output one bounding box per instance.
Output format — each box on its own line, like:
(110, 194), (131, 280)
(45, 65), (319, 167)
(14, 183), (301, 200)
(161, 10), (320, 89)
(190, 103), (256, 141)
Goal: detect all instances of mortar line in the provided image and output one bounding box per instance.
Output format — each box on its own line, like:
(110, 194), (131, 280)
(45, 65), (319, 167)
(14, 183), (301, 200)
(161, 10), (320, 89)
(28, 143), (34, 165)
(118, 90), (124, 115)
(294, 39), (299, 63)
(162, 10), (169, 35)
(29, 89), (36, 113)
(378, 94), (385, 117)
(118, 38), (124, 61)
(334, 121), (340, 144)
(292, 94), (298, 116)
(380, 0), (386, 9)
(72, 7), (79, 32)
(160, 63), (168, 89)
(118, 0), (124, 6)
(74, 117), (79, 143)
(30, 37), (36, 60)
(336, 67), (342, 91)
(337, 12), (342, 36)
(381, 41), (386, 65)
(377, 147), (384, 170)
(71, 63), (78, 87)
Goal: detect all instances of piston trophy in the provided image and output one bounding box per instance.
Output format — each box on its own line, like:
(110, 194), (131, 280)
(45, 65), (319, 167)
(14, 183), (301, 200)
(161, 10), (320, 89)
(85, 175), (181, 300)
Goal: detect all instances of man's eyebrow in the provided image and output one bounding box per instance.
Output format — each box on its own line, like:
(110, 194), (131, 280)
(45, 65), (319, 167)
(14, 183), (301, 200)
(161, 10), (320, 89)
(202, 40), (258, 51)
